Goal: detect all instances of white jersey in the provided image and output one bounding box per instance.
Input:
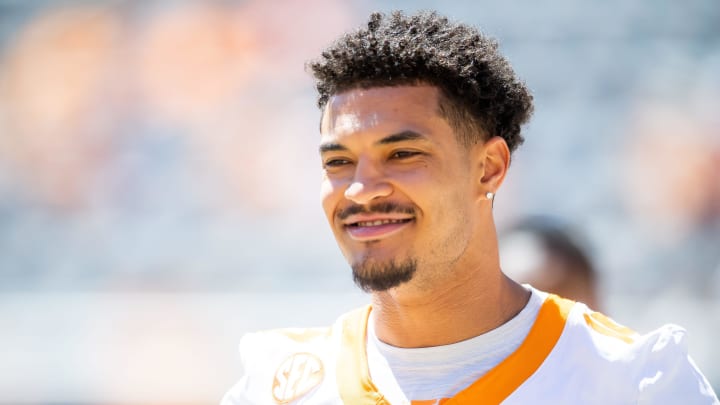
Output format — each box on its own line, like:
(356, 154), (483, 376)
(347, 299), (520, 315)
(222, 291), (718, 404)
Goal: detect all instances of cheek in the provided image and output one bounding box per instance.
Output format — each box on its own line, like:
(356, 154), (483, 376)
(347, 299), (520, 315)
(424, 185), (475, 237)
(320, 177), (343, 221)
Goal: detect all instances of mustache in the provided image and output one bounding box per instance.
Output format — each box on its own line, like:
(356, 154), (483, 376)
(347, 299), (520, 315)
(337, 202), (416, 220)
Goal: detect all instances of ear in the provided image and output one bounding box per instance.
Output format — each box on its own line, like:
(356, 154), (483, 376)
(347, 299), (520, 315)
(475, 136), (510, 201)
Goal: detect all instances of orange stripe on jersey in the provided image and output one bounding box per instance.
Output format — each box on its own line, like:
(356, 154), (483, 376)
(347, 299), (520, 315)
(337, 305), (390, 405)
(448, 294), (574, 404)
(583, 311), (636, 344)
(336, 295), (574, 405)
(411, 399), (451, 404)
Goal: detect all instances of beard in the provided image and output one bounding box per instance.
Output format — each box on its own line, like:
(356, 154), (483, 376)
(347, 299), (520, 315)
(351, 257), (417, 292)
(337, 201), (419, 292)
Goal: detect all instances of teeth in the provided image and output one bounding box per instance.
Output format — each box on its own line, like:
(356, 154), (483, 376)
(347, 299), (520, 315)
(356, 219), (406, 227)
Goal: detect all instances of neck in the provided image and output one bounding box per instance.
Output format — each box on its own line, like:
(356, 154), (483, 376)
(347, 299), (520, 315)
(370, 270), (530, 348)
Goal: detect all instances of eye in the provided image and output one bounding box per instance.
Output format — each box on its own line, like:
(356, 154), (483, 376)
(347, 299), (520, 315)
(390, 150), (422, 159)
(323, 158), (352, 168)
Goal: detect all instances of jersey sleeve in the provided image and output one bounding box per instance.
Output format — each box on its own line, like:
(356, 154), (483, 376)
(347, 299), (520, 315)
(634, 324), (718, 404)
(220, 334), (257, 405)
(220, 325), (340, 405)
(220, 377), (253, 405)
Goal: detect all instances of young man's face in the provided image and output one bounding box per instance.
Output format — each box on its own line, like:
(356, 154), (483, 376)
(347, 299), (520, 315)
(319, 85), (488, 292)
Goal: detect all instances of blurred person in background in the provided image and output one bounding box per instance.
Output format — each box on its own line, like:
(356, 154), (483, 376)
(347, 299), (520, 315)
(499, 216), (601, 311)
(617, 100), (720, 298)
(0, 5), (124, 210)
(222, 10), (718, 404)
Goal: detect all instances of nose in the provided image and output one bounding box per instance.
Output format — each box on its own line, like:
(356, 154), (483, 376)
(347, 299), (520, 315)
(344, 159), (392, 204)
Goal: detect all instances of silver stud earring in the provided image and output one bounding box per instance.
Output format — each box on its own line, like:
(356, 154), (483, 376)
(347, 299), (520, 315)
(486, 192), (495, 200)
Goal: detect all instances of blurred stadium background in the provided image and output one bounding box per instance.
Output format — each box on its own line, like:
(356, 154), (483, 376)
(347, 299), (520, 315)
(0, 0), (718, 403)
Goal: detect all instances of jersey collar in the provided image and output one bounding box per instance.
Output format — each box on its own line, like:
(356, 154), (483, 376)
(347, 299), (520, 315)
(336, 294), (575, 404)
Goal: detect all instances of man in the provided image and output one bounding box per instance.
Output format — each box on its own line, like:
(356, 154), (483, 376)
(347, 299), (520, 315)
(223, 11), (718, 404)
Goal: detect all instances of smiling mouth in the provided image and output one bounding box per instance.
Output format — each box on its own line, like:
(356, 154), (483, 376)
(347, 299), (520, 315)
(348, 218), (413, 227)
(344, 217), (414, 241)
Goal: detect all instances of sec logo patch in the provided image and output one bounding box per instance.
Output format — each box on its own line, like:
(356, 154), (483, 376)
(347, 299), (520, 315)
(272, 352), (325, 403)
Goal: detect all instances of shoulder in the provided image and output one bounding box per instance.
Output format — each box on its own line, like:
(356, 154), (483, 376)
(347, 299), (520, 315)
(628, 323), (718, 403)
(237, 304), (370, 363)
(562, 301), (688, 365)
(548, 299), (717, 403)
(240, 326), (335, 358)
(221, 306), (370, 405)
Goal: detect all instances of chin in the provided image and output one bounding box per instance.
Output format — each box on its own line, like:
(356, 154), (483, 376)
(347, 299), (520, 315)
(350, 257), (417, 293)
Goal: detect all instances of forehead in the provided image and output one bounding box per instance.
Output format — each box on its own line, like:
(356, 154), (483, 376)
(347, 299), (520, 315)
(320, 85), (445, 137)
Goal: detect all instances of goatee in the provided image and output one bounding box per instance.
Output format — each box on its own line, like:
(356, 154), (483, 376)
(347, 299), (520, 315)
(351, 258), (417, 292)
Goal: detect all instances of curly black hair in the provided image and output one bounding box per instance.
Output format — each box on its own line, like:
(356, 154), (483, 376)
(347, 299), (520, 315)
(308, 10), (533, 152)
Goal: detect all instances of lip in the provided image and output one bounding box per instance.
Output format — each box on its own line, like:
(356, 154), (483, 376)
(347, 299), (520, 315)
(342, 214), (415, 241)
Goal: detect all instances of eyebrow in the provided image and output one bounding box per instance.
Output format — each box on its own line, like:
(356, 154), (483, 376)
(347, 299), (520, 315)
(318, 142), (347, 154)
(377, 130), (426, 145)
(318, 130), (427, 154)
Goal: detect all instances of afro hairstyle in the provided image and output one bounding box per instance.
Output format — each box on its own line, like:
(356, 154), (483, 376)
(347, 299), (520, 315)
(308, 10), (534, 152)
